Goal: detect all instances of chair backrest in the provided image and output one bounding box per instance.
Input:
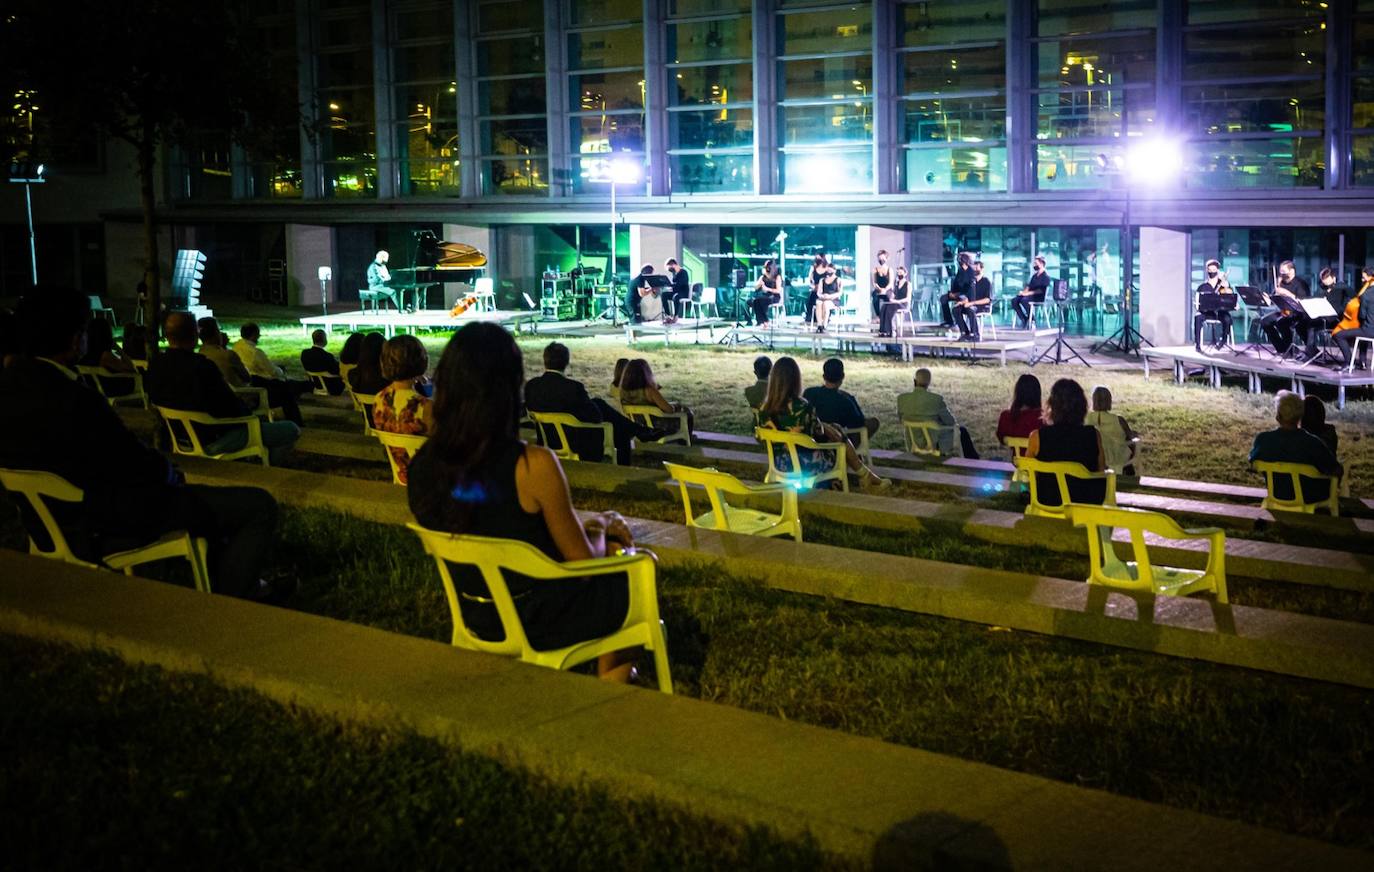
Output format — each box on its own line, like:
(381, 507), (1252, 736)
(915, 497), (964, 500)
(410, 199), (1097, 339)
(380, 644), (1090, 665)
(662, 461), (754, 531)
(76, 365), (146, 407)
(1003, 436), (1031, 481)
(339, 362), (356, 386)
(1068, 503), (1227, 600)
(352, 391), (379, 434)
(529, 411), (614, 462)
(1253, 460), (1339, 515)
(373, 430), (429, 484)
(154, 405), (267, 464)
(0, 467), (93, 566)
(475, 277), (495, 295)
(902, 419), (952, 456)
(701, 286), (717, 304)
(843, 426), (871, 462)
(1019, 457), (1116, 518)
(304, 370), (334, 396)
(754, 426), (847, 490)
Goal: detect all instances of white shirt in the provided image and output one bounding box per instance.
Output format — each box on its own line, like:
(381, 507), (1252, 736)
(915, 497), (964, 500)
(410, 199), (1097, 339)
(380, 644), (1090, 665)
(232, 338), (284, 381)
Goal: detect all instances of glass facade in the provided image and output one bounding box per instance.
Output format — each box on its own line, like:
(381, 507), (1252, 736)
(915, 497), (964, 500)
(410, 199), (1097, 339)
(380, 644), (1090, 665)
(666, 1), (754, 193)
(476, 0), (548, 195)
(392, 1), (459, 196)
(314, 1), (376, 197)
(247, 0), (302, 198)
(568, 0), (648, 193)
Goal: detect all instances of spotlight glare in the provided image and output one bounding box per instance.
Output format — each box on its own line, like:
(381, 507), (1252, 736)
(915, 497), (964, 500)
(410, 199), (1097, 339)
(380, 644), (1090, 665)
(1125, 137), (1183, 187)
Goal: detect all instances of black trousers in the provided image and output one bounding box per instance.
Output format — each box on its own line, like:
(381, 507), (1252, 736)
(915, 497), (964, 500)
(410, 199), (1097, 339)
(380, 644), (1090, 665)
(548, 399), (654, 465)
(1193, 310), (1233, 347)
(250, 376), (309, 426)
(1260, 310), (1316, 355)
(663, 288), (691, 317)
(804, 290), (818, 323)
(878, 301), (909, 335)
(1335, 326), (1374, 368)
(625, 288), (642, 321)
(939, 294), (962, 326)
(751, 291), (780, 325)
(1012, 295), (1043, 328)
(954, 304), (990, 338)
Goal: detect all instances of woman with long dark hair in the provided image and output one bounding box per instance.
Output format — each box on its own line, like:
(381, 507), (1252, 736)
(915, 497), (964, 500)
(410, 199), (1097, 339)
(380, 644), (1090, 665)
(758, 356), (886, 489)
(1025, 378), (1106, 506)
(407, 322), (642, 681)
(347, 331), (387, 395)
(751, 258), (782, 326)
(618, 358), (695, 440)
(996, 373), (1043, 444)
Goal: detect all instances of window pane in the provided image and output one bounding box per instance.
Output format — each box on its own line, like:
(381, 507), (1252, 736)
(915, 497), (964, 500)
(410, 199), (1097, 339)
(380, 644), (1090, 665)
(1355, 77), (1374, 129)
(670, 0), (751, 14)
(319, 14), (369, 49)
(568, 25), (644, 70)
(482, 117), (549, 155)
(1186, 0), (1324, 25)
(249, 163), (304, 199)
(568, 0), (642, 27)
(780, 103), (872, 145)
(571, 70), (646, 111)
(1036, 143), (1122, 189)
(1185, 137), (1323, 188)
(320, 89), (375, 127)
(779, 56), (873, 101)
(324, 160), (377, 197)
(320, 125), (375, 162)
(1037, 35), (1155, 89)
(1037, 0), (1156, 37)
(1187, 82), (1324, 135)
(1184, 24), (1323, 80)
(903, 48), (1004, 94)
(397, 120), (459, 161)
(318, 48), (373, 88)
(396, 84), (458, 122)
(901, 1), (1005, 47)
(400, 159), (461, 196)
(905, 146), (1007, 192)
(482, 157), (550, 194)
(393, 42), (454, 83)
(1037, 88), (1155, 139)
(574, 154), (647, 192)
(477, 0), (541, 33)
(672, 63), (752, 106)
(479, 78), (547, 115)
(669, 108), (753, 148)
(1352, 134), (1374, 185)
(571, 114), (646, 154)
(780, 149), (873, 193)
(393, 7), (452, 42)
(668, 17), (752, 63)
(670, 153), (753, 193)
(905, 96), (1006, 143)
(778, 7), (873, 55)
(477, 36), (545, 77)
(1357, 19), (1374, 73)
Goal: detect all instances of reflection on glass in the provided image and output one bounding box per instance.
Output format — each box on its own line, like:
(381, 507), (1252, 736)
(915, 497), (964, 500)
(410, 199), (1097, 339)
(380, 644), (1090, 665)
(904, 146), (1007, 192)
(568, 26), (645, 71)
(1036, 36), (1155, 89)
(477, 35), (545, 76)
(318, 48), (373, 88)
(571, 114), (646, 155)
(395, 84), (458, 125)
(481, 118), (548, 156)
(1185, 137), (1323, 188)
(573, 154), (647, 193)
(398, 120), (459, 162)
(1186, 0), (1324, 25)
(1186, 83), (1324, 135)
(778, 57), (873, 100)
(672, 64), (753, 106)
(319, 88), (376, 127)
(392, 7), (451, 42)
(779, 103), (872, 146)
(1037, 0), (1155, 37)
(779, 7), (873, 55)
(903, 48), (1004, 93)
(324, 161), (377, 198)
(250, 164), (303, 199)
(669, 0), (750, 14)
(1036, 89), (1154, 139)
(1183, 25), (1323, 80)
(570, 70), (647, 111)
(670, 153), (753, 193)
(669, 109), (754, 149)
(668, 18), (752, 63)
(904, 97), (1006, 143)
(901, 1), (1005, 47)
(780, 149), (873, 193)
(482, 157), (549, 195)
(319, 125), (375, 163)
(392, 42), (454, 83)
(401, 159), (461, 196)
(477, 0), (542, 32)
(568, 0), (642, 28)
(1036, 144), (1121, 189)
(1357, 135), (1374, 186)
(1355, 78), (1374, 129)
(479, 78), (547, 116)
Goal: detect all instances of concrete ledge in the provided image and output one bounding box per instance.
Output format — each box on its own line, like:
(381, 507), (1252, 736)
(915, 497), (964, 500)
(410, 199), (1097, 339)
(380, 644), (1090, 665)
(177, 458), (1374, 689)
(0, 552), (1366, 871)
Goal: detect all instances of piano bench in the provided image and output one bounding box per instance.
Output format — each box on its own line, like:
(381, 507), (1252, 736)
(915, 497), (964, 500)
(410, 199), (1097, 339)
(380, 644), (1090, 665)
(358, 289), (389, 311)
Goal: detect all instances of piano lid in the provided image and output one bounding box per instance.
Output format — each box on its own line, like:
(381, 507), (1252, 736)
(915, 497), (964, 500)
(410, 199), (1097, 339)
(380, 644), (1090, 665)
(417, 231), (488, 269)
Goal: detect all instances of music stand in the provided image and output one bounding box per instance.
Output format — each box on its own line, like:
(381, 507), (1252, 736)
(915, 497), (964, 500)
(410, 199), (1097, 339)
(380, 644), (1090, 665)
(1234, 285), (1272, 356)
(1294, 296), (1340, 368)
(1031, 280), (1090, 367)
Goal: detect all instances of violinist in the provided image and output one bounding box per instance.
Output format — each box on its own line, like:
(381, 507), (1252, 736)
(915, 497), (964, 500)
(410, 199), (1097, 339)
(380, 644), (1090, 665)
(1332, 265), (1374, 370)
(1193, 259), (1236, 352)
(1259, 260), (1316, 358)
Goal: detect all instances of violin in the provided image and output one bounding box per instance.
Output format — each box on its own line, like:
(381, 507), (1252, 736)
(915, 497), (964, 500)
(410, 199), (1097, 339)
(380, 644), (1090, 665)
(448, 293), (480, 317)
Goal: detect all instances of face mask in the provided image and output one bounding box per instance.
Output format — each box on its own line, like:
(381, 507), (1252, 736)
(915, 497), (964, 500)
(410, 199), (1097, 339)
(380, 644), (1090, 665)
(1207, 271), (1218, 278)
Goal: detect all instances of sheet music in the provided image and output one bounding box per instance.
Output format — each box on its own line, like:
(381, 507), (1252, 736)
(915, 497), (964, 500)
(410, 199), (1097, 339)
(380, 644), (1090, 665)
(1299, 297), (1337, 319)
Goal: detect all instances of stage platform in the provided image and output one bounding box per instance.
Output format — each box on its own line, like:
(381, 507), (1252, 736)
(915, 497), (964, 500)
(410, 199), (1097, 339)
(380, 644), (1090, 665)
(724, 318), (1052, 366)
(1143, 345), (1374, 408)
(299, 308), (542, 338)
(622, 317), (734, 344)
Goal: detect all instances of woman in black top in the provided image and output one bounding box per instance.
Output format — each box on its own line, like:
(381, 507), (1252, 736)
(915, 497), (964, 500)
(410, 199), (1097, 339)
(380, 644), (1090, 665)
(752, 258), (782, 326)
(805, 253), (827, 324)
(347, 331), (388, 395)
(814, 264), (843, 332)
(871, 249), (892, 323)
(339, 331), (364, 366)
(408, 322), (642, 681)
(879, 265), (911, 337)
(1026, 378), (1106, 506)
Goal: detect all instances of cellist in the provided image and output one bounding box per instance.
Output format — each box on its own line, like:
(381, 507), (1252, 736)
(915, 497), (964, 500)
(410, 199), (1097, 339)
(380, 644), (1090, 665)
(1332, 266), (1374, 370)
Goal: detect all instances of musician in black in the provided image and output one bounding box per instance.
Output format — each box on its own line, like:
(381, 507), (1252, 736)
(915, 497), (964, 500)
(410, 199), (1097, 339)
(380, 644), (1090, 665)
(1012, 256), (1049, 329)
(751, 259), (782, 326)
(941, 252), (974, 328)
(878, 265), (911, 338)
(804, 253), (827, 324)
(1193, 259), (1236, 352)
(954, 260), (995, 341)
(626, 264), (655, 323)
(664, 257), (692, 322)
(1259, 260), (1316, 357)
(871, 250), (892, 323)
(1313, 266), (1351, 342)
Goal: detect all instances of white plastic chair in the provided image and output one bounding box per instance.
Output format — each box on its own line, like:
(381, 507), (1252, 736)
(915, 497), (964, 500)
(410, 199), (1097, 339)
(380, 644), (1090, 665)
(843, 425), (873, 464)
(621, 403), (690, 446)
(754, 426), (848, 492)
(304, 369), (335, 397)
(530, 411), (617, 463)
(407, 524), (672, 693)
(1253, 461), (1340, 516)
(1018, 457), (1117, 519)
(975, 310), (998, 339)
(373, 430), (428, 484)
(88, 295), (118, 325)
(1025, 300), (1046, 330)
(680, 286), (719, 321)
(76, 365), (147, 409)
(663, 462), (802, 542)
(902, 419), (957, 458)
(473, 277), (497, 312)
(0, 467), (210, 593)
(232, 386), (280, 422)
(1348, 335), (1374, 373)
(768, 300), (786, 322)
(154, 405), (270, 466)
(1069, 504), (1227, 602)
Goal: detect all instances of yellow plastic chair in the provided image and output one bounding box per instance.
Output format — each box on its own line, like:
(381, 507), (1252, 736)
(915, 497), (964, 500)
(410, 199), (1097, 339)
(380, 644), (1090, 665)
(338, 362), (356, 386)
(754, 426), (848, 492)
(349, 391), (379, 435)
(663, 461), (802, 542)
(76, 365), (148, 409)
(530, 412), (617, 463)
(843, 426), (873, 464)
(1003, 435), (1030, 482)
(902, 419), (956, 458)
(154, 405), (270, 466)
(304, 369), (336, 397)
(1068, 504), (1228, 602)
(129, 357), (150, 374)
(1017, 457), (1117, 519)
(622, 403), (691, 446)
(0, 467), (211, 593)
(407, 524), (672, 693)
(1253, 461), (1340, 516)
(373, 430), (428, 484)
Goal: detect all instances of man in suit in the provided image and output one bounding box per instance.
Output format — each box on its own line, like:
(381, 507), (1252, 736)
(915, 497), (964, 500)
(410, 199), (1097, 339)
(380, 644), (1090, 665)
(0, 287), (286, 601)
(802, 358), (878, 439)
(523, 342), (661, 465)
(300, 329), (346, 395)
(1250, 391), (1342, 505)
(896, 368), (980, 458)
(146, 312), (301, 465)
(743, 355), (771, 410)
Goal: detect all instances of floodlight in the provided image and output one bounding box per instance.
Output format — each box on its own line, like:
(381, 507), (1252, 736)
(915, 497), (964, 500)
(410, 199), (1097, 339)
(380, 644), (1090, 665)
(609, 157), (641, 185)
(1125, 137), (1183, 187)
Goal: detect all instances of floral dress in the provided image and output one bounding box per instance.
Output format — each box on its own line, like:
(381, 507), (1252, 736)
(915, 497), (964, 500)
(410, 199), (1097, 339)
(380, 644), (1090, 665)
(372, 384), (432, 485)
(760, 397), (836, 477)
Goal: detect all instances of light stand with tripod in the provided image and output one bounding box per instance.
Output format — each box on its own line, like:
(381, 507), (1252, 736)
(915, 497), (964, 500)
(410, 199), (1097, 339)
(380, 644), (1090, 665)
(1032, 280), (1091, 366)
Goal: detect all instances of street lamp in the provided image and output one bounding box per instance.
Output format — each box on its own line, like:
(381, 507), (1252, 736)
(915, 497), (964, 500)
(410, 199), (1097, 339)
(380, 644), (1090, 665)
(607, 156), (641, 309)
(8, 159), (46, 286)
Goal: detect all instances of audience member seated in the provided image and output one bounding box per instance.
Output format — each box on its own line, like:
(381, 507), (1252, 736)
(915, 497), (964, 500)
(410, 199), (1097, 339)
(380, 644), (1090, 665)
(234, 322), (311, 423)
(1026, 378), (1106, 506)
(1301, 395), (1339, 458)
(743, 355), (771, 410)
(996, 374), (1043, 445)
(347, 332), (389, 396)
(197, 318), (303, 426)
(896, 368), (980, 458)
(121, 324), (148, 362)
(300, 329), (346, 395)
(339, 331), (364, 368)
(0, 288), (286, 601)
(611, 357), (629, 394)
(617, 358), (695, 440)
(759, 356), (887, 490)
(1250, 391), (1343, 504)
(1085, 385), (1139, 477)
(372, 335), (434, 486)
(146, 312), (301, 465)
(524, 342), (662, 465)
(802, 358), (879, 440)
(407, 323), (646, 683)
(80, 318), (136, 374)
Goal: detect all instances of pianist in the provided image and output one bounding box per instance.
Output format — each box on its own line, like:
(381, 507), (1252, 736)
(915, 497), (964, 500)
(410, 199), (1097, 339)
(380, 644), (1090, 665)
(366, 250), (395, 307)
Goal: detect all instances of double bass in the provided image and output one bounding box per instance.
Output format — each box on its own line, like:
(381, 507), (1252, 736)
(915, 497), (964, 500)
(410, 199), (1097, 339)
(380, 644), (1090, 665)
(1333, 277), (1374, 335)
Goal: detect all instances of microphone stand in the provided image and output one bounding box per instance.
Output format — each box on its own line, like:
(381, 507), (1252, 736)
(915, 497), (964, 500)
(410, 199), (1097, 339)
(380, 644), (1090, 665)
(1032, 299), (1091, 366)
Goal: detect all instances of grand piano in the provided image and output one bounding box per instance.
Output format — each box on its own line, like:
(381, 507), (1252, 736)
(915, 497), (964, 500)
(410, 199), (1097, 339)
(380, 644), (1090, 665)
(386, 231), (488, 310)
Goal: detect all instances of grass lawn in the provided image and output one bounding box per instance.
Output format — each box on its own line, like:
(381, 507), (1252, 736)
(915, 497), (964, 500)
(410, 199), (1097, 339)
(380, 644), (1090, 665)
(0, 634), (842, 870)
(271, 506), (1374, 849)
(244, 320), (1374, 495)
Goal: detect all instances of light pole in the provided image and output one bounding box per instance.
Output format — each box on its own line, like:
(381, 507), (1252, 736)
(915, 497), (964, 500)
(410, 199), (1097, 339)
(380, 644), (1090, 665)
(607, 157), (641, 319)
(8, 160), (46, 286)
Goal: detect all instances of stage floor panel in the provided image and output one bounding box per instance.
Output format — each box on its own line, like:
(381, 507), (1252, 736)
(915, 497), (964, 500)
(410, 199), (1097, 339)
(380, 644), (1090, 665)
(1144, 345), (1374, 407)
(300, 308), (541, 338)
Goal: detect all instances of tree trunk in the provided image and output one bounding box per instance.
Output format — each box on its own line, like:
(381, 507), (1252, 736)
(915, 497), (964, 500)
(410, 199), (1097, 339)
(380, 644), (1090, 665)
(137, 121), (160, 349)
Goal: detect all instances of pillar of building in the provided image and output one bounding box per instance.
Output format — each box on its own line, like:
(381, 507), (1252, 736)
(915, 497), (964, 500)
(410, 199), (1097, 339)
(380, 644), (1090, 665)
(629, 225), (683, 276)
(1138, 226), (1190, 346)
(854, 225), (910, 321)
(443, 223), (495, 307)
(285, 224), (336, 308)
(495, 225), (538, 310)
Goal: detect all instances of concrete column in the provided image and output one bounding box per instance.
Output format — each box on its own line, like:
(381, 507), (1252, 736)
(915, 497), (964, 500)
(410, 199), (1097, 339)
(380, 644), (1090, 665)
(442, 223), (495, 306)
(871, 0), (898, 194)
(455, 0), (480, 198)
(285, 224), (336, 307)
(371, 0), (396, 199)
(1138, 226), (1190, 346)
(495, 225), (539, 309)
(855, 225), (910, 321)
(752, 0), (777, 195)
(643, 0), (668, 196)
(1005, 0), (1035, 193)
(296, 0), (323, 199)
(629, 224), (683, 275)
(544, 0), (571, 197)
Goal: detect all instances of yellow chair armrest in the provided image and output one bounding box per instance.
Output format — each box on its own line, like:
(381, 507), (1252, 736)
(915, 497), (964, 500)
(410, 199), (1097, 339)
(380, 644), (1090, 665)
(1179, 526), (1225, 537)
(557, 550), (657, 577)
